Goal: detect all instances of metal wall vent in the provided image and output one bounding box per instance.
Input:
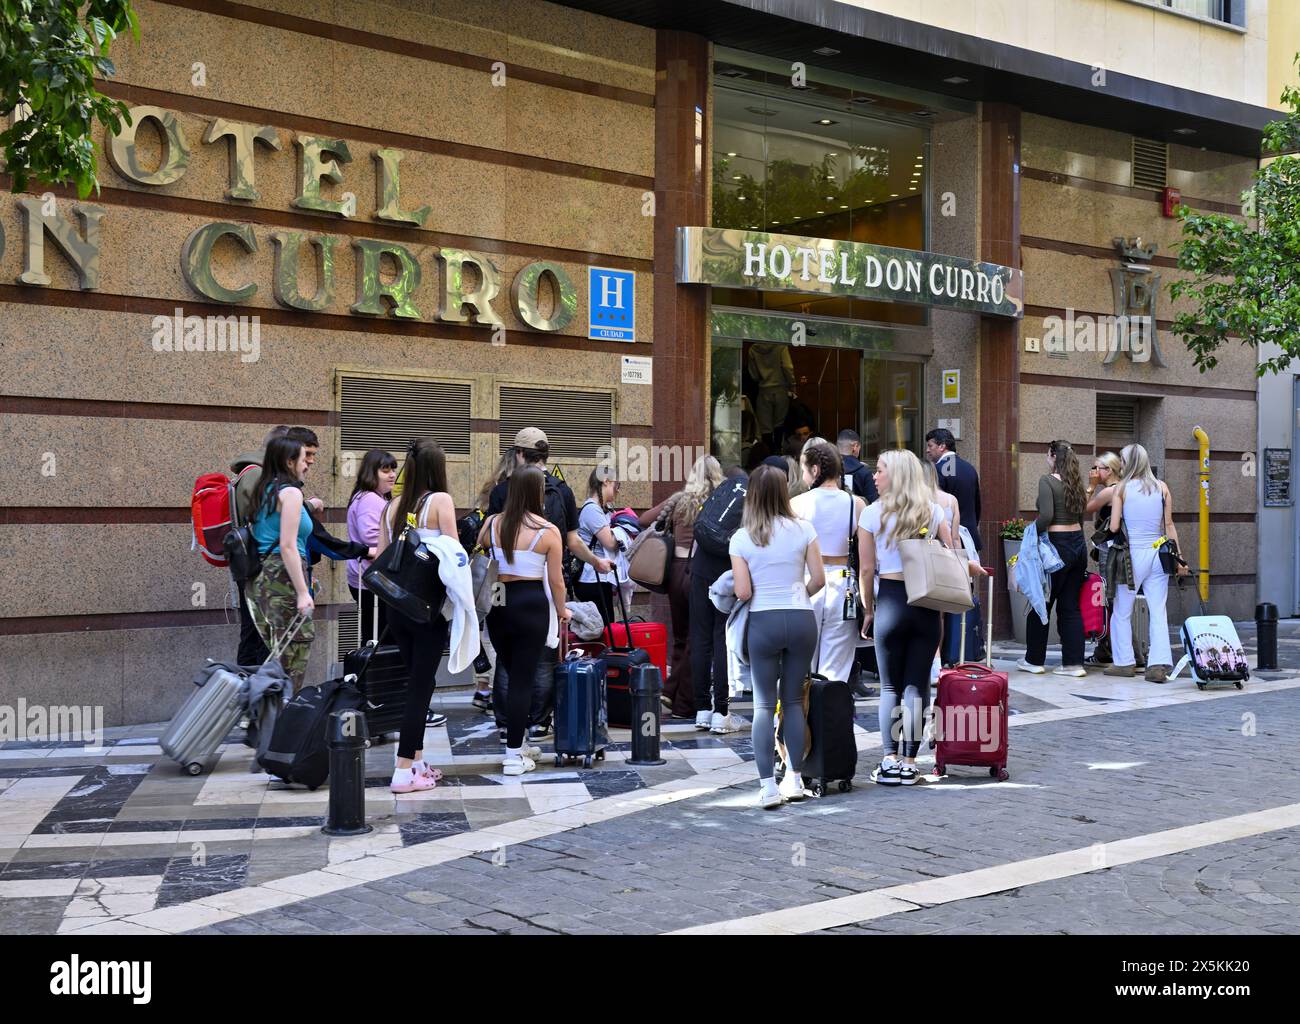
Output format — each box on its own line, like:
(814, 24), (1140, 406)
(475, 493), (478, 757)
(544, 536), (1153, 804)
(1132, 137), (1168, 190)
(338, 375), (472, 456)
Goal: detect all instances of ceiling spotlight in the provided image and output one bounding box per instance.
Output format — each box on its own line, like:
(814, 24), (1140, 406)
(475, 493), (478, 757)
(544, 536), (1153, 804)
(828, 152), (838, 157)
(943, 75), (969, 85)
(814, 118), (839, 126)
(816, 210), (825, 214)
(839, 204), (848, 209)
(737, 195), (746, 200)
(745, 105), (777, 117)
(825, 195), (835, 200)
(1173, 127), (1196, 135)
(889, 193), (899, 198)
(733, 174), (742, 180)
(813, 46), (840, 56)
(726, 151), (737, 157)
(909, 185), (917, 190)
(914, 110), (934, 117)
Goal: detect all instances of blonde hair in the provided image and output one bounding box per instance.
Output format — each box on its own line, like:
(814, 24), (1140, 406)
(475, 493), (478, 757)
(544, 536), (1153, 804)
(1095, 451), (1122, 481)
(680, 455), (723, 525)
(742, 463), (796, 547)
(877, 449), (935, 547)
(920, 457), (940, 495)
(1119, 443), (1159, 496)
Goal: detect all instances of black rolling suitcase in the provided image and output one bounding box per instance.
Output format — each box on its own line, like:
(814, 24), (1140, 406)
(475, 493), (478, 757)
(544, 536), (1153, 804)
(343, 590), (408, 740)
(258, 673), (364, 789)
(604, 570), (651, 729)
(776, 675), (857, 797)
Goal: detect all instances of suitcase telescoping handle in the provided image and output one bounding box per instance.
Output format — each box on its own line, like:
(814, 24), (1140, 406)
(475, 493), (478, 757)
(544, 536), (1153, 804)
(957, 567), (997, 668)
(264, 611), (308, 666)
(609, 562), (636, 649)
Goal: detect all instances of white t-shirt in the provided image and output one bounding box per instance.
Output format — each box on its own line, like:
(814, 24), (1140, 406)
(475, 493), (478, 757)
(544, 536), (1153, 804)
(729, 516), (818, 612)
(790, 486), (855, 558)
(860, 500), (943, 576)
(577, 499), (615, 584)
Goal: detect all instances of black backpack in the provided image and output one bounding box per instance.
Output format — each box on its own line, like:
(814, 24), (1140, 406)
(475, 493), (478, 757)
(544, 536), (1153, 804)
(458, 508), (485, 553)
(694, 479), (747, 558)
(543, 473), (578, 583)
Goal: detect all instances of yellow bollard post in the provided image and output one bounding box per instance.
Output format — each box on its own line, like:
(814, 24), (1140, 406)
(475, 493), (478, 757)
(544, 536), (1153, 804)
(1192, 426), (1210, 604)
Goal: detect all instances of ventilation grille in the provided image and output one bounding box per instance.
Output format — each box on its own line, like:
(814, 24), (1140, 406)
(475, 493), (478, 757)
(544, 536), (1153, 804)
(338, 375), (471, 455)
(335, 604), (361, 663)
(1131, 137), (1168, 190)
(498, 385), (614, 464)
(1096, 395), (1138, 448)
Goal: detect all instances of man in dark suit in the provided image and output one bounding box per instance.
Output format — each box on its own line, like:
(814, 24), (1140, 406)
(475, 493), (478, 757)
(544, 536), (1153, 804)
(925, 427), (981, 552)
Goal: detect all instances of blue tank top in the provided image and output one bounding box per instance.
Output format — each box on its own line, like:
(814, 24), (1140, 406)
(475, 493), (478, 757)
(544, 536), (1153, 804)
(251, 483), (312, 560)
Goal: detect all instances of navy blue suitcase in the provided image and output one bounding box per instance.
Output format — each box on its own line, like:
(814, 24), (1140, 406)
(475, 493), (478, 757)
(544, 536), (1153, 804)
(553, 648), (609, 768)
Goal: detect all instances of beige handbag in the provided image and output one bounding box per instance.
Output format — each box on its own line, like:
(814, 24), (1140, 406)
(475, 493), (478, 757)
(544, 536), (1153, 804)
(899, 531), (974, 614)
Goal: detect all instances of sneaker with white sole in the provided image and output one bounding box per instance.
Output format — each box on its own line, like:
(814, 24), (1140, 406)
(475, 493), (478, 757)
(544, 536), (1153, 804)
(695, 711), (712, 731)
(758, 779), (783, 809)
(1015, 659), (1046, 674)
(778, 771), (807, 802)
(1052, 665), (1087, 678)
(871, 758), (903, 786)
(897, 763), (920, 786)
(502, 754), (536, 777)
(710, 712), (747, 734)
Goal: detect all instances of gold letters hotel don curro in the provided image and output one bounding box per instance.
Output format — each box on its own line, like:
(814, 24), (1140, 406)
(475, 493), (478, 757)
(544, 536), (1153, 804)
(2, 104), (591, 332)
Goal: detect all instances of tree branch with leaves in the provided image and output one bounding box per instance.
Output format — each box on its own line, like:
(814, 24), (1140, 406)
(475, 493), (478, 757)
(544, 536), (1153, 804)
(1171, 58), (1300, 377)
(0, 0), (138, 198)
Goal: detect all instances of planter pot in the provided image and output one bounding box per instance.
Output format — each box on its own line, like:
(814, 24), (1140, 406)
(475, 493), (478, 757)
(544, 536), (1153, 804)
(1008, 580), (1060, 648)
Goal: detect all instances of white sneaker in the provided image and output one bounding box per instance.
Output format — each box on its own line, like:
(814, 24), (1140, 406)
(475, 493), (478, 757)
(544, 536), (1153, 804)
(695, 711), (712, 731)
(521, 743), (542, 760)
(1015, 659), (1046, 674)
(778, 771), (807, 802)
(710, 712), (747, 734)
(502, 754), (536, 777)
(1053, 665), (1087, 678)
(758, 779), (783, 809)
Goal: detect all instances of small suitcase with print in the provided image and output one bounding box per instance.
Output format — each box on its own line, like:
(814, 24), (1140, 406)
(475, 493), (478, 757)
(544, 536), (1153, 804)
(1170, 577), (1248, 690)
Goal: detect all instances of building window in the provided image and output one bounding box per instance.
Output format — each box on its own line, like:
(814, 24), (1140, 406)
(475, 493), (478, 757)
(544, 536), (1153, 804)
(1139, 0), (1241, 28)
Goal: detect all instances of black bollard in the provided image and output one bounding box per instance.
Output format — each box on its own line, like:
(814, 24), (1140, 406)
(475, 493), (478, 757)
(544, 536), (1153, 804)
(626, 664), (667, 766)
(1256, 603), (1279, 671)
(322, 709), (373, 836)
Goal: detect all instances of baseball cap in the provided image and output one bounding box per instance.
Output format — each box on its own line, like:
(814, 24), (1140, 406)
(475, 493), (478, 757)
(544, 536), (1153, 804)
(514, 427), (548, 452)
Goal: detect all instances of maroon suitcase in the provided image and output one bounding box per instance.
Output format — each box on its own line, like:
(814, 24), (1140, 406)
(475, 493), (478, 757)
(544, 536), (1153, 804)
(933, 573), (1009, 780)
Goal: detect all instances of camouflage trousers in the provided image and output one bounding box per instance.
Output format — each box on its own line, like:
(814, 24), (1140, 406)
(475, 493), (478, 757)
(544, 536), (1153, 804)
(248, 554), (315, 691)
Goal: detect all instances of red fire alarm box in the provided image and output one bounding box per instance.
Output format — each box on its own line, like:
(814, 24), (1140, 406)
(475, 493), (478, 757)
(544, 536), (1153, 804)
(1162, 186), (1181, 217)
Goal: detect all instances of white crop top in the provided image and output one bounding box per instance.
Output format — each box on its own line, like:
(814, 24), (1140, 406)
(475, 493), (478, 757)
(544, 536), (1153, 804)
(790, 486), (855, 558)
(385, 492), (444, 546)
(491, 516), (548, 579)
(729, 517), (819, 612)
(860, 500), (944, 575)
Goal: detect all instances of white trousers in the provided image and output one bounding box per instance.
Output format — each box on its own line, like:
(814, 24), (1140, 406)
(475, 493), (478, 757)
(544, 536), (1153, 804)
(1110, 543), (1173, 668)
(809, 568), (859, 683)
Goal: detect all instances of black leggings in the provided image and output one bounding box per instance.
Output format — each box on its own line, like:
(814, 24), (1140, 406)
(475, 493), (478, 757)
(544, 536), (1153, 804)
(574, 580), (617, 631)
(875, 579), (941, 759)
(388, 608), (449, 761)
(487, 581), (551, 749)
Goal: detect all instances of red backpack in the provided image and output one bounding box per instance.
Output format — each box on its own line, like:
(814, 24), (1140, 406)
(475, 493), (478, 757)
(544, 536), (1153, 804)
(191, 470), (249, 567)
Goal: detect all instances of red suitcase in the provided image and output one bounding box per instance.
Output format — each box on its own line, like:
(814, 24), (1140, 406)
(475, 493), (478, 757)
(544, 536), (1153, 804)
(604, 619), (668, 680)
(933, 573), (1009, 781)
(1079, 572), (1106, 638)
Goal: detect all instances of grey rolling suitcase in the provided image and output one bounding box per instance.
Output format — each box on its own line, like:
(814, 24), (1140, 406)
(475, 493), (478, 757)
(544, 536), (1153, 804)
(161, 614), (302, 776)
(1131, 594), (1150, 668)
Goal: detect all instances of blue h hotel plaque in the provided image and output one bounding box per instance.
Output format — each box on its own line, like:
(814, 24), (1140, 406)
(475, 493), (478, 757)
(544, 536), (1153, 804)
(588, 267), (636, 341)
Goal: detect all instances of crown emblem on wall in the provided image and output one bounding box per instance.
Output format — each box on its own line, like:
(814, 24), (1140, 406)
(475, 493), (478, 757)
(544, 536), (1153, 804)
(1113, 236), (1158, 263)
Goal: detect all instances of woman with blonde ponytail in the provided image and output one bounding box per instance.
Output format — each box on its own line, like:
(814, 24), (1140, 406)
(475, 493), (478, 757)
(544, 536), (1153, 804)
(858, 449), (986, 786)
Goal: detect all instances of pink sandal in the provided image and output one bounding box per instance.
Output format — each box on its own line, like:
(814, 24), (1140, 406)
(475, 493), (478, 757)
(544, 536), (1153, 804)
(414, 761), (443, 783)
(390, 769), (437, 794)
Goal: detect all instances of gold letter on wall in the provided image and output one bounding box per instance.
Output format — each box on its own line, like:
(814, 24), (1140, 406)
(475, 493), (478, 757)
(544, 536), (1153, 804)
(180, 222), (259, 303)
(350, 239), (422, 319)
(107, 106), (191, 186)
(270, 231), (337, 312)
(16, 200), (105, 290)
(204, 120), (281, 201)
(437, 249), (503, 326)
(293, 137), (353, 216)
(373, 148), (430, 226)
(511, 261), (577, 331)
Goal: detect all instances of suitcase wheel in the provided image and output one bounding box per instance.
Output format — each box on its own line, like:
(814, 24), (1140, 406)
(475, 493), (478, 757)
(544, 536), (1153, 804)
(837, 780), (852, 793)
(185, 762), (204, 777)
(1196, 681), (1207, 691)
(595, 749), (605, 761)
(935, 763), (945, 776)
(1234, 681), (1244, 690)
(991, 767), (1009, 782)
(809, 779), (825, 798)
(582, 756), (593, 769)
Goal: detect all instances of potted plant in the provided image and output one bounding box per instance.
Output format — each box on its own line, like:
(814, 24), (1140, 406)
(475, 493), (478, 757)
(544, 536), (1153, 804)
(999, 518), (1027, 592)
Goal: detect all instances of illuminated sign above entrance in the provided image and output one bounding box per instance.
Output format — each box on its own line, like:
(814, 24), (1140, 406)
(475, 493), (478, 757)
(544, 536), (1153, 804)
(676, 227), (1023, 319)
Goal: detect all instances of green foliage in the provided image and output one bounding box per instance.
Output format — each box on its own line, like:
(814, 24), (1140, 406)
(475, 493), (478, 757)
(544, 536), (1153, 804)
(0, 1), (138, 198)
(998, 518), (1028, 541)
(1171, 56), (1300, 377)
